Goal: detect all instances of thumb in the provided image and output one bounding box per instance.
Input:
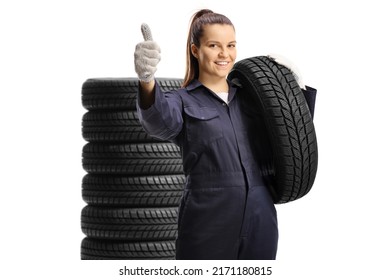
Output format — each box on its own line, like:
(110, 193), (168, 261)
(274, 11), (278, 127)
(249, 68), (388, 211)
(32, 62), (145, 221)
(141, 23), (153, 41)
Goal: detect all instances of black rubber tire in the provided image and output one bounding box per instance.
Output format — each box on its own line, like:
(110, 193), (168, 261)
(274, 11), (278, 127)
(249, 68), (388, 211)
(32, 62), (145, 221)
(82, 158), (184, 175)
(82, 142), (181, 159)
(81, 111), (161, 143)
(82, 111), (141, 127)
(82, 78), (183, 111)
(82, 174), (185, 206)
(82, 107), (163, 143)
(82, 143), (184, 175)
(82, 125), (159, 143)
(81, 206), (178, 240)
(228, 56), (318, 203)
(80, 238), (175, 259)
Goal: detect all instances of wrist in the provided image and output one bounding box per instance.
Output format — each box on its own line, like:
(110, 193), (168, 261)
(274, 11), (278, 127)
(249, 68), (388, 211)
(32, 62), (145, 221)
(139, 79), (155, 94)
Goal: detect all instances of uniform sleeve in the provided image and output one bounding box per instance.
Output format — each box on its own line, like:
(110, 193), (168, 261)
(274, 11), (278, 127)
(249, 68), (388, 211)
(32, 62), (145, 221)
(136, 82), (183, 141)
(302, 86), (317, 119)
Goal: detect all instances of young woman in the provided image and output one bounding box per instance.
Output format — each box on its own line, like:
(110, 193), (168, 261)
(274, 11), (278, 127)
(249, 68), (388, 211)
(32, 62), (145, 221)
(134, 9), (317, 260)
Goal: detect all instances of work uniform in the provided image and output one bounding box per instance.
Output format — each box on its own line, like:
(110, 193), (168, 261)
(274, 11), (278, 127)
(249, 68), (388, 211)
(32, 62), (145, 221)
(137, 79), (317, 259)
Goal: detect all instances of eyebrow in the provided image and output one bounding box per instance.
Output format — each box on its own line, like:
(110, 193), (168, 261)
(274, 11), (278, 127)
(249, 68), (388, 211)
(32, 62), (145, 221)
(206, 40), (237, 44)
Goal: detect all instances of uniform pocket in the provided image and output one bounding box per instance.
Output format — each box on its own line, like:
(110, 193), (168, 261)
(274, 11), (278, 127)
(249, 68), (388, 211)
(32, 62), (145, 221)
(184, 106), (223, 145)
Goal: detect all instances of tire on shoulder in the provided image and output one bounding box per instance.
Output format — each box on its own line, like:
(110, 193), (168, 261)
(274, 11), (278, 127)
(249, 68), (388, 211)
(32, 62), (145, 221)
(228, 56), (318, 203)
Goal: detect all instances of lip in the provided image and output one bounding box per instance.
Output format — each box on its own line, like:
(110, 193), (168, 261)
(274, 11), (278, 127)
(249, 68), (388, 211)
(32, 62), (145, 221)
(215, 61), (230, 66)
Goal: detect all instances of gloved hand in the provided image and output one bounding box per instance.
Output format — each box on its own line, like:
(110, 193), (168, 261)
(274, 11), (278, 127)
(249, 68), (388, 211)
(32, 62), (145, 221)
(268, 53), (305, 89)
(134, 23), (161, 83)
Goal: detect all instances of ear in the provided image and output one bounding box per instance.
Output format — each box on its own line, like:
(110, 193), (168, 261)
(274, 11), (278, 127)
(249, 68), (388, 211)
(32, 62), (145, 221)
(191, 44), (198, 58)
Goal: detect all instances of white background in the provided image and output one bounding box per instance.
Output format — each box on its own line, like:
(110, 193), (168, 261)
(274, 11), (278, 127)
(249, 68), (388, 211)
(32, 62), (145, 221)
(1, 0), (389, 279)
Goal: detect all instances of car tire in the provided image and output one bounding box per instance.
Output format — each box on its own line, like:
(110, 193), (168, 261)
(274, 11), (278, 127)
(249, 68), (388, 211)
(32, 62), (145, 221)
(228, 56), (318, 203)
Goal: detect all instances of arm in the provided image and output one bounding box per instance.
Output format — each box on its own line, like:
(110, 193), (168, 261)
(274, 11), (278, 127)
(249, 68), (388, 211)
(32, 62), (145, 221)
(134, 23), (160, 109)
(302, 86), (317, 119)
(138, 80), (156, 109)
(134, 24), (183, 141)
(136, 81), (183, 141)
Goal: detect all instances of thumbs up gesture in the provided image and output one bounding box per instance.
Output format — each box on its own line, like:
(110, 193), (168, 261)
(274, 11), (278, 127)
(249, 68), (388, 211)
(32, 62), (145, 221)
(134, 24), (161, 83)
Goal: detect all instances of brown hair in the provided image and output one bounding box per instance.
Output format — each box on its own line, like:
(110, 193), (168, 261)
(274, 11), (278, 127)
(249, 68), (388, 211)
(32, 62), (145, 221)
(182, 9), (235, 87)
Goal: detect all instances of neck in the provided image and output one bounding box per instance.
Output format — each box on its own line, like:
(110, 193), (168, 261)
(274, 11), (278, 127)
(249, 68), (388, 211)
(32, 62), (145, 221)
(198, 76), (229, 93)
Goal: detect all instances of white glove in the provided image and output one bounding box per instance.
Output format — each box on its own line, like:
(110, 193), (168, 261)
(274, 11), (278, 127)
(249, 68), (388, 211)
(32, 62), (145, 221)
(268, 53), (305, 89)
(134, 23), (161, 83)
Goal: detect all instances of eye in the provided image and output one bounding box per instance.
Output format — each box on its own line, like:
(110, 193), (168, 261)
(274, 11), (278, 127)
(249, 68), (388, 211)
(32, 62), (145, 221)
(228, 43), (236, 48)
(209, 44), (217, 48)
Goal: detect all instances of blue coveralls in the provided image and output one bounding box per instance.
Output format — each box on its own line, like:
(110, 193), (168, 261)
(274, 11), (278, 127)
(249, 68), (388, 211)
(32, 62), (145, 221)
(137, 79), (317, 260)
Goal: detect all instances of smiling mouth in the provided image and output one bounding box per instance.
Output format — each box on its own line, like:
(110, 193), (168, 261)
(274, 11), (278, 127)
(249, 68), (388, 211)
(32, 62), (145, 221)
(215, 61), (229, 66)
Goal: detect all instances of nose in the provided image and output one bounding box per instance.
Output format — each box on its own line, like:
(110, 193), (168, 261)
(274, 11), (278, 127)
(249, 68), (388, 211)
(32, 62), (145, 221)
(219, 47), (228, 57)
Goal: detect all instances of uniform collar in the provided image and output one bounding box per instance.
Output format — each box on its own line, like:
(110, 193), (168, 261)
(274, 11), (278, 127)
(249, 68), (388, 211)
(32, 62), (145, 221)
(185, 79), (242, 92)
(185, 79), (240, 104)
(185, 79), (204, 91)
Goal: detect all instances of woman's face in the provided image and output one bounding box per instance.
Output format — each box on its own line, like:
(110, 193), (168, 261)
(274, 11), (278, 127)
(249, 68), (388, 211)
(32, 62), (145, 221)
(192, 24), (237, 83)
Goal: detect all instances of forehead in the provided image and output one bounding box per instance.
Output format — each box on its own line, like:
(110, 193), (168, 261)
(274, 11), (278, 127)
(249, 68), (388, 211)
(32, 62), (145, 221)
(201, 24), (236, 42)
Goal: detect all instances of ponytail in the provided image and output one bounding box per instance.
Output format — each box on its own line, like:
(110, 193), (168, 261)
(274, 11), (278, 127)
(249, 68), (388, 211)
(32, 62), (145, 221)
(182, 9), (234, 87)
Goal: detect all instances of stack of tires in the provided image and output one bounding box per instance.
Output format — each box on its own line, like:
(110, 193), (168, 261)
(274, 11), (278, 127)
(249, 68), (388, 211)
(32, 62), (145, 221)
(80, 78), (184, 259)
